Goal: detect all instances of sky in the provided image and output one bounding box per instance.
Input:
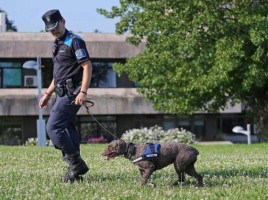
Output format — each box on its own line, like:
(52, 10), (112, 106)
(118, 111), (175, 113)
(0, 0), (119, 33)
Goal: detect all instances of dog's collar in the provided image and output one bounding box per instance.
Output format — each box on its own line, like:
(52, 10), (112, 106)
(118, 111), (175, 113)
(124, 142), (136, 160)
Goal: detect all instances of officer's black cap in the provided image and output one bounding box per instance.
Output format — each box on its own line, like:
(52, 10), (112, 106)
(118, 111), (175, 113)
(42, 9), (63, 31)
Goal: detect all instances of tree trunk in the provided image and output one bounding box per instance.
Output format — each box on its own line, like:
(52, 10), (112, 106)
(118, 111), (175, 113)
(255, 111), (268, 142)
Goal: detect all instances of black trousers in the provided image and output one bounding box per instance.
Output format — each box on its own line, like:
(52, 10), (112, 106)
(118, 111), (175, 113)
(46, 94), (81, 155)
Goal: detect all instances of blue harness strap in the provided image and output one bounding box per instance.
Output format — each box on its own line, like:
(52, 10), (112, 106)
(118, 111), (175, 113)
(132, 143), (160, 163)
(144, 143), (160, 157)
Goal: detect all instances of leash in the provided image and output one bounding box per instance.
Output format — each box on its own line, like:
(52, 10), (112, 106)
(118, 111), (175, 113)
(83, 100), (119, 139)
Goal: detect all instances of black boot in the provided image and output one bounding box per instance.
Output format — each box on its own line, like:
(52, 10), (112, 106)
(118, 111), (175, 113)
(63, 153), (89, 183)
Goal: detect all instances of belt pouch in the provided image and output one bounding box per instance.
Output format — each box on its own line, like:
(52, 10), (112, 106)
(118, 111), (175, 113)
(55, 84), (65, 97)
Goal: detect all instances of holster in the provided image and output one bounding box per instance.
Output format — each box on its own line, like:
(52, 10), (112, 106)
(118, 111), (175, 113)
(55, 84), (65, 97)
(65, 78), (74, 96)
(54, 79), (81, 98)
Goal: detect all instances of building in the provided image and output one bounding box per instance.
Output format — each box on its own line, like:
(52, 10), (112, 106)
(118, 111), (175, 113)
(0, 32), (246, 145)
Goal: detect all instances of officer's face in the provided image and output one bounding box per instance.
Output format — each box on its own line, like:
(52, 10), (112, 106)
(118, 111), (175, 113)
(50, 19), (66, 39)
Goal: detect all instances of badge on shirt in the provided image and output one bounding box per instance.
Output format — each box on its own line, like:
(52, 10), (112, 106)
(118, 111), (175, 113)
(75, 49), (87, 60)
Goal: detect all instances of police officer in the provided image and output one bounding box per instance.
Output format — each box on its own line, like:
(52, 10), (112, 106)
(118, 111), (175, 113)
(39, 9), (92, 183)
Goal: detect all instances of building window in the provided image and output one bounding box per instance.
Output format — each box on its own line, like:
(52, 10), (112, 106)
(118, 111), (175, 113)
(178, 120), (191, 131)
(0, 62), (22, 88)
(164, 115), (192, 131)
(90, 62), (116, 88)
(220, 115), (245, 134)
(79, 115), (117, 143)
(163, 115), (176, 130)
(0, 117), (22, 145)
(0, 69), (2, 87)
(193, 119), (205, 138)
(163, 115), (205, 138)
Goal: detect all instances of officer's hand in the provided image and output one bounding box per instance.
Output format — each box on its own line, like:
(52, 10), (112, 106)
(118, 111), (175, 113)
(39, 93), (50, 109)
(74, 92), (86, 105)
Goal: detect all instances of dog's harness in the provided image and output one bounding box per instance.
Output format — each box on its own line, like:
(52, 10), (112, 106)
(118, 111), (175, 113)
(125, 143), (160, 163)
(124, 143), (136, 160)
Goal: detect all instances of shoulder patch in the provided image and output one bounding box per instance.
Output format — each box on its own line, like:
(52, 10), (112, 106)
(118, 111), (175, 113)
(75, 49), (87, 60)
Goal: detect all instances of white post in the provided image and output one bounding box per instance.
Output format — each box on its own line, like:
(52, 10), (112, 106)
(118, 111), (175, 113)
(36, 57), (46, 147)
(0, 13), (7, 32)
(246, 124), (251, 145)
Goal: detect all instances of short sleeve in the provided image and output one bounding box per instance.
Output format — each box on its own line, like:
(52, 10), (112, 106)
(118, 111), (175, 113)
(72, 38), (90, 64)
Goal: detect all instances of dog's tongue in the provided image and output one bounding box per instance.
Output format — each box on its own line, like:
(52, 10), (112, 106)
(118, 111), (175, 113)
(106, 153), (115, 161)
(101, 151), (115, 161)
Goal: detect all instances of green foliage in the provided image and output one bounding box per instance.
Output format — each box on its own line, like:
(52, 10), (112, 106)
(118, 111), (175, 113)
(24, 137), (38, 146)
(161, 128), (196, 144)
(0, 128), (21, 145)
(98, 1), (268, 140)
(0, 144), (268, 199)
(0, 9), (17, 31)
(121, 125), (196, 144)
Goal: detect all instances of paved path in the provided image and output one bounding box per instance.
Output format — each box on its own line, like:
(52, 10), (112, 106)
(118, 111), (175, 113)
(197, 141), (233, 145)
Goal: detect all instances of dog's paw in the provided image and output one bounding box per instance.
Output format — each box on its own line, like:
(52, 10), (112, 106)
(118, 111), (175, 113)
(195, 183), (204, 187)
(170, 181), (186, 187)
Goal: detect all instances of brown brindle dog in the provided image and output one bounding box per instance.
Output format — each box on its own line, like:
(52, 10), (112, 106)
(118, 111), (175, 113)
(101, 139), (203, 187)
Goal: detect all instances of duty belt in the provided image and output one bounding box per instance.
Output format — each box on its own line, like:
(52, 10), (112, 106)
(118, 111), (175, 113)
(54, 79), (81, 97)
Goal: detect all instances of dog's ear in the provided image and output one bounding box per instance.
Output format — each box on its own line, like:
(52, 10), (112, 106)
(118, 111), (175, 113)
(118, 139), (126, 146)
(117, 139), (127, 153)
(118, 139), (125, 143)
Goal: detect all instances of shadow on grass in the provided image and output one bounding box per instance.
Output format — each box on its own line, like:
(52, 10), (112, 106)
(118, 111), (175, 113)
(81, 167), (267, 187)
(200, 168), (268, 187)
(84, 170), (203, 188)
(202, 168), (268, 178)
(85, 172), (139, 184)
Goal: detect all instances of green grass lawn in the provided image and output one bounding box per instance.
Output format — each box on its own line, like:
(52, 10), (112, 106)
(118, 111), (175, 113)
(0, 143), (267, 200)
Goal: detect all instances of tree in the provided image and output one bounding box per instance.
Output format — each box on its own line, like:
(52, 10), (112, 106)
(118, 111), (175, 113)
(0, 9), (17, 32)
(94, 29), (102, 33)
(98, 0), (268, 141)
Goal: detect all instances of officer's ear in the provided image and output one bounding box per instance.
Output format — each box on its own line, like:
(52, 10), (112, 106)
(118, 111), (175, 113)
(60, 18), (66, 25)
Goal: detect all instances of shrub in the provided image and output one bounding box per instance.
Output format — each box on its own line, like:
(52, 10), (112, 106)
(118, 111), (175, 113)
(121, 126), (196, 144)
(24, 138), (53, 146)
(0, 128), (21, 145)
(160, 128), (196, 144)
(24, 138), (38, 146)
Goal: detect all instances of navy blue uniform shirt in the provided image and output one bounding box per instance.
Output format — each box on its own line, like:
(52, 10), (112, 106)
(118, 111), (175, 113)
(52, 29), (90, 84)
